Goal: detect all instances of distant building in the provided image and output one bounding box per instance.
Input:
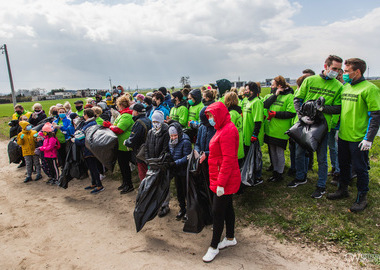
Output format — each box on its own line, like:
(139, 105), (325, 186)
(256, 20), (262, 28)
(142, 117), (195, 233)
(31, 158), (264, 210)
(231, 81), (247, 89)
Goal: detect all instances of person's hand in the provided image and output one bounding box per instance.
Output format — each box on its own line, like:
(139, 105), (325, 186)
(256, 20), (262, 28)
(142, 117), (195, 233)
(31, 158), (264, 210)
(20, 134), (25, 140)
(250, 135), (258, 143)
(71, 137), (75, 143)
(316, 96), (325, 112)
(358, 140), (372, 151)
(200, 152), (206, 164)
(103, 121), (112, 128)
(267, 110), (276, 121)
(51, 122), (57, 127)
(216, 186), (224, 197)
(275, 88), (284, 96)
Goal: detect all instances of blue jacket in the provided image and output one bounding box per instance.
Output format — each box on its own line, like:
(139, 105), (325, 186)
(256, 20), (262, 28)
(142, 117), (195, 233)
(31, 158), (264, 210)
(169, 122), (192, 176)
(74, 119), (97, 158)
(194, 106), (216, 156)
(53, 117), (74, 140)
(149, 104), (170, 120)
(164, 94), (174, 110)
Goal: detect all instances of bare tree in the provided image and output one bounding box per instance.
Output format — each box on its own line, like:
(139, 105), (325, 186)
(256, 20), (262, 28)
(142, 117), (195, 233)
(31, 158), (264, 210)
(179, 76), (190, 87)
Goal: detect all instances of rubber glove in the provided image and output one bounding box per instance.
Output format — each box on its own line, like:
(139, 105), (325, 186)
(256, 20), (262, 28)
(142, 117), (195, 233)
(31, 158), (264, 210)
(267, 111), (276, 121)
(216, 186), (224, 197)
(103, 121), (112, 128)
(358, 140), (372, 151)
(250, 135), (258, 143)
(20, 134), (25, 139)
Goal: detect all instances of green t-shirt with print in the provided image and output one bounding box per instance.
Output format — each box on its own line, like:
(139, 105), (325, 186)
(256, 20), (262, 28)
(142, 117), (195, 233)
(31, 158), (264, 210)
(265, 93), (296, 140)
(295, 75), (343, 131)
(339, 80), (380, 142)
(170, 105), (189, 128)
(229, 109), (245, 159)
(56, 119), (66, 143)
(242, 97), (264, 146)
(188, 102), (204, 125)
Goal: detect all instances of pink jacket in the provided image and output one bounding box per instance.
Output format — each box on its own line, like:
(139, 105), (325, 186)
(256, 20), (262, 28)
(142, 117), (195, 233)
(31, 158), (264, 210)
(39, 136), (60, 158)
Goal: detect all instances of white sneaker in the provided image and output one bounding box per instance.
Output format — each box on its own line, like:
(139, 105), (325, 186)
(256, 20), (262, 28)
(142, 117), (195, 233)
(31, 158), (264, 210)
(217, 237), (237, 250)
(202, 247), (219, 263)
(100, 174), (106, 181)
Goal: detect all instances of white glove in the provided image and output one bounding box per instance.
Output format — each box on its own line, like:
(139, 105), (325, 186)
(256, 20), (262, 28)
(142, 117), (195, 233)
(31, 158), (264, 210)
(300, 116), (314, 125)
(216, 186), (224, 197)
(71, 138), (75, 143)
(358, 140), (372, 151)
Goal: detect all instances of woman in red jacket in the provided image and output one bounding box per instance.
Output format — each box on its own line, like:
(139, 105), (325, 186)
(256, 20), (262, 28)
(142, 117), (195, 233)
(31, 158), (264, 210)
(203, 102), (241, 263)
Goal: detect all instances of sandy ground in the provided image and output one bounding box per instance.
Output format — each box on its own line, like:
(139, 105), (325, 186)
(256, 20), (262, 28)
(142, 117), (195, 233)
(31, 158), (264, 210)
(0, 139), (365, 270)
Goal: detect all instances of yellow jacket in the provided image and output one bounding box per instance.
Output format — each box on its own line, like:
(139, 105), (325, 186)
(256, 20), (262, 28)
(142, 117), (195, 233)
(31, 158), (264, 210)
(12, 110), (32, 120)
(17, 121), (37, 156)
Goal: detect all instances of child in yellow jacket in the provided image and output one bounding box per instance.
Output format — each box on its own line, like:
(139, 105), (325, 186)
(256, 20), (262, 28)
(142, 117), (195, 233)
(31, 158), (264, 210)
(17, 121), (42, 182)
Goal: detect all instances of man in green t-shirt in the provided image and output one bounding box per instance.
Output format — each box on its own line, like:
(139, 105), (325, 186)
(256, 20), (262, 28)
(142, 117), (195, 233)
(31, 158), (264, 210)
(327, 58), (380, 212)
(289, 55), (343, 199)
(74, 100), (84, 117)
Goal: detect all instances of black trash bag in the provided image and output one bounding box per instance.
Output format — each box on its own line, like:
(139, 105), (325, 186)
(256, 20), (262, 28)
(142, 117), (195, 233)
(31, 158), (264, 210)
(183, 150), (213, 233)
(286, 99), (328, 152)
(32, 117), (54, 132)
(85, 125), (118, 171)
(134, 154), (172, 232)
(8, 137), (22, 164)
(241, 141), (262, 187)
(59, 142), (87, 189)
(9, 120), (19, 138)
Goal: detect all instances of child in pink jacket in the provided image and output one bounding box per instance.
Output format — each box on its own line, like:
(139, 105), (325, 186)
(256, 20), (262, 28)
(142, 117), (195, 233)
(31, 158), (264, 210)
(38, 123), (61, 185)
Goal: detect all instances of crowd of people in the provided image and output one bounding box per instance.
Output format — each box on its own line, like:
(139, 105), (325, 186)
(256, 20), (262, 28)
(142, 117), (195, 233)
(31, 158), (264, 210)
(9, 56), (380, 263)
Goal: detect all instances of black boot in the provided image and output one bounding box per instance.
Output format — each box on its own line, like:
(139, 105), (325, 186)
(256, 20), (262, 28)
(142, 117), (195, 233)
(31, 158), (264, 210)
(350, 193), (367, 212)
(268, 171), (278, 182)
(327, 185), (349, 200)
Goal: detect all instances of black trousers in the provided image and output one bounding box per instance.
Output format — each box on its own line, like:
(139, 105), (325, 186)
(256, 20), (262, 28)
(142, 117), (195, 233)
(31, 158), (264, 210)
(211, 194), (235, 249)
(174, 174), (186, 210)
(85, 157), (102, 188)
(46, 158), (59, 180)
(117, 150), (132, 188)
(57, 142), (66, 168)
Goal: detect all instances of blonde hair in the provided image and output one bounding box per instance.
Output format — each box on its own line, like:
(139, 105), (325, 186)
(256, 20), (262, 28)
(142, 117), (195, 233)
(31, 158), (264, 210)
(116, 94), (131, 109)
(230, 87), (238, 94)
(49, 106), (57, 116)
(238, 87), (245, 96)
(19, 115), (28, 121)
(92, 106), (103, 117)
(56, 103), (63, 108)
(86, 98), (94, 104)
(57, 107), (66, 113)
(224, 92), (239, 108)
(64, 101), (71, 111)
(32, 103), (42, 110)
(203, 89), (216, 101)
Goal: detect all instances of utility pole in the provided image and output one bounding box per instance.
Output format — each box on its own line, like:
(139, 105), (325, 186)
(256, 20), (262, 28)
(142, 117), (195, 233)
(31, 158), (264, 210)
(1, 44), (16, 107)
(367, 66), (370, 79)
(109, 76), (113, 91)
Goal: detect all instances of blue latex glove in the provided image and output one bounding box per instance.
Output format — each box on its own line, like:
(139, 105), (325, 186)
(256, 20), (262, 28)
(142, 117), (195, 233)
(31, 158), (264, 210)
(20, 134), (25, 139)
(33, 133), (38, 138)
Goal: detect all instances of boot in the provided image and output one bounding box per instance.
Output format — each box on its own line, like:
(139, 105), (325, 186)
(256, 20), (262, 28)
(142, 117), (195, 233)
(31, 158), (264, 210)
(327, 185), (349, 200)
(268, 171), (278, 182)
(349, 193), (367, 212)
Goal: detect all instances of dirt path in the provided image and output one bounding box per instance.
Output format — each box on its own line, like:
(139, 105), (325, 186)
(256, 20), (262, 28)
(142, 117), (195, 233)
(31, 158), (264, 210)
(0, 139), (360, 270)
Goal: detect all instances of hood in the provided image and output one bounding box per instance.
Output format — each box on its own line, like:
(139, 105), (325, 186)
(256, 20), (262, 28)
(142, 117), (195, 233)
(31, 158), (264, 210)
(19, 121), (29, 130)
(168, 121), (183, 142)
(175, 100), (187, 108)
(189, 89), (202, 105)
(216, 79), (231, 96)
(205, 102), (231, 130)
(199, 106), (210, 127)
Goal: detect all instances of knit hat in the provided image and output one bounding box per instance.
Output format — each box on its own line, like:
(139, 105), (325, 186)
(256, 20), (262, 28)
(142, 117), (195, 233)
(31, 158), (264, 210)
(136, 94), (145, 100)
(151, 110), (164, 123)
(133, 92), (138, 97)
(132, 103), (146, 113)
(168, 126), (178, 135)
(146, 92), (153, 97)
(19, 121), (29, 130)
(84, 104), (93, 109)
(42, 122), (54, 132)
(105, 92), (111, 97)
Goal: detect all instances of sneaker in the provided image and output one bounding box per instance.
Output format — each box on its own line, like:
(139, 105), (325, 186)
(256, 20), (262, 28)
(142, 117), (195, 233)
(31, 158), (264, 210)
(182, 214), (188, 222)
(117, 185), (126, 191)
(100, 174), (106, 181)
(35, 174), (42, 181)
(287, 178), (307, 188)
(176, 209), (186, 220)
(158, 206), (170, 218)
(120, 185), (134, 194)
(51, 179), (58, 185)
(46, 178), (53, 184)
(327, 187), (349, 200)
(311, 187), (326, 199)
(217, 237), (237, 250)
(253, 177), (263, 186)
(202, 247), (219, 263)
(84, 185), (97, 190)
(24, 177), (32, 183)
(91, 186), (105, 194)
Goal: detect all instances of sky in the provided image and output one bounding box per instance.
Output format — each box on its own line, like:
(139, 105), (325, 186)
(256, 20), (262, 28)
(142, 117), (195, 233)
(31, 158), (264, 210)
(0, 0), (379, 93)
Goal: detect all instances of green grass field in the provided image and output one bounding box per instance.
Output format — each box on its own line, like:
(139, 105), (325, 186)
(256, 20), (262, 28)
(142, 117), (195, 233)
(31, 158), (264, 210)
(0, 82), (379, 266)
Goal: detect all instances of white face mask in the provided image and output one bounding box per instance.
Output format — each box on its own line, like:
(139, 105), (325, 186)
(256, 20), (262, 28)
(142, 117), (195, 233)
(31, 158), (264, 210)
(152, 122), (162, 130)
(327, 69), (338, 79)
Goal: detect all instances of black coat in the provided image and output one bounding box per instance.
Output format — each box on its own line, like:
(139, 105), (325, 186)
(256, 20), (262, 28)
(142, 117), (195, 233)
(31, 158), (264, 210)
(125, 114), (152, 151)
(145, 123), (170, 160)
(28, 111), (47, 127)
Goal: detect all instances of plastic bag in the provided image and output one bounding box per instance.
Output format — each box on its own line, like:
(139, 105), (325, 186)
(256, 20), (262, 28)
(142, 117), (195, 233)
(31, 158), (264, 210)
(85, 125), (118, 171)
(32, 117), (54, 132)
(183, 150), (213, 233)
(7, 137), (22, 164)
(241, 141), (262, 186)
(59, 142), (87, 189)
(134, 154), (172, 232)
(9, 120), (19, 138)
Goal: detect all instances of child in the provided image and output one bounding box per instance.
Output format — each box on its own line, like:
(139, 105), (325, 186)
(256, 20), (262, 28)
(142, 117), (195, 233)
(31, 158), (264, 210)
(17, 121), (42, 182)
(38, 123), (61, 185)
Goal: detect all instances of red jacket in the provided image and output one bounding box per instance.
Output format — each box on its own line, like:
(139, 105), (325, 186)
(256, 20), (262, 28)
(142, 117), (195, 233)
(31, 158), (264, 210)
(206, 102), (241, 195)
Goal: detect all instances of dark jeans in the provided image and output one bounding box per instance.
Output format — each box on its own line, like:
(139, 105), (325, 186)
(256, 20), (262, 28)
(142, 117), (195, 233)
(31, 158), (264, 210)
(174, 174), (186, 210)
(338, 138), (369, 193)
(85, 157), (102, 187)
(211, 194), (235, 249)
(57, 142), (66, 168)
(118, 150), (132, 188)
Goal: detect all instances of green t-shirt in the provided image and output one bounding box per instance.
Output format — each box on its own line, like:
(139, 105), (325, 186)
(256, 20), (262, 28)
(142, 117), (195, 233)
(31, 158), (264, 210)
(295, 75), (343, 131)
(96, 117), (104, 126)
(76, 109), (84, 117)
(339, 80), (380, 142)
(229, 109), (245, 159)
(264, 93), (296, 140)
(188, 102), (204, 125)
(170, 105), (189, 128)
(218, 96), (225, 104)
(56, 119), (66, 143)
(242, 97), (264, 146)
(240, 97), (248, 111)
(114, 113), (134, 151)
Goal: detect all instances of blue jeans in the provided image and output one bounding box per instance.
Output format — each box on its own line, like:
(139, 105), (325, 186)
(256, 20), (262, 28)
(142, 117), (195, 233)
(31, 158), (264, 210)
(289, 139), (296, 171)
(295, 134), (328, 188)
(338, 139), (369, 193)
(328, 129), (339, 173)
